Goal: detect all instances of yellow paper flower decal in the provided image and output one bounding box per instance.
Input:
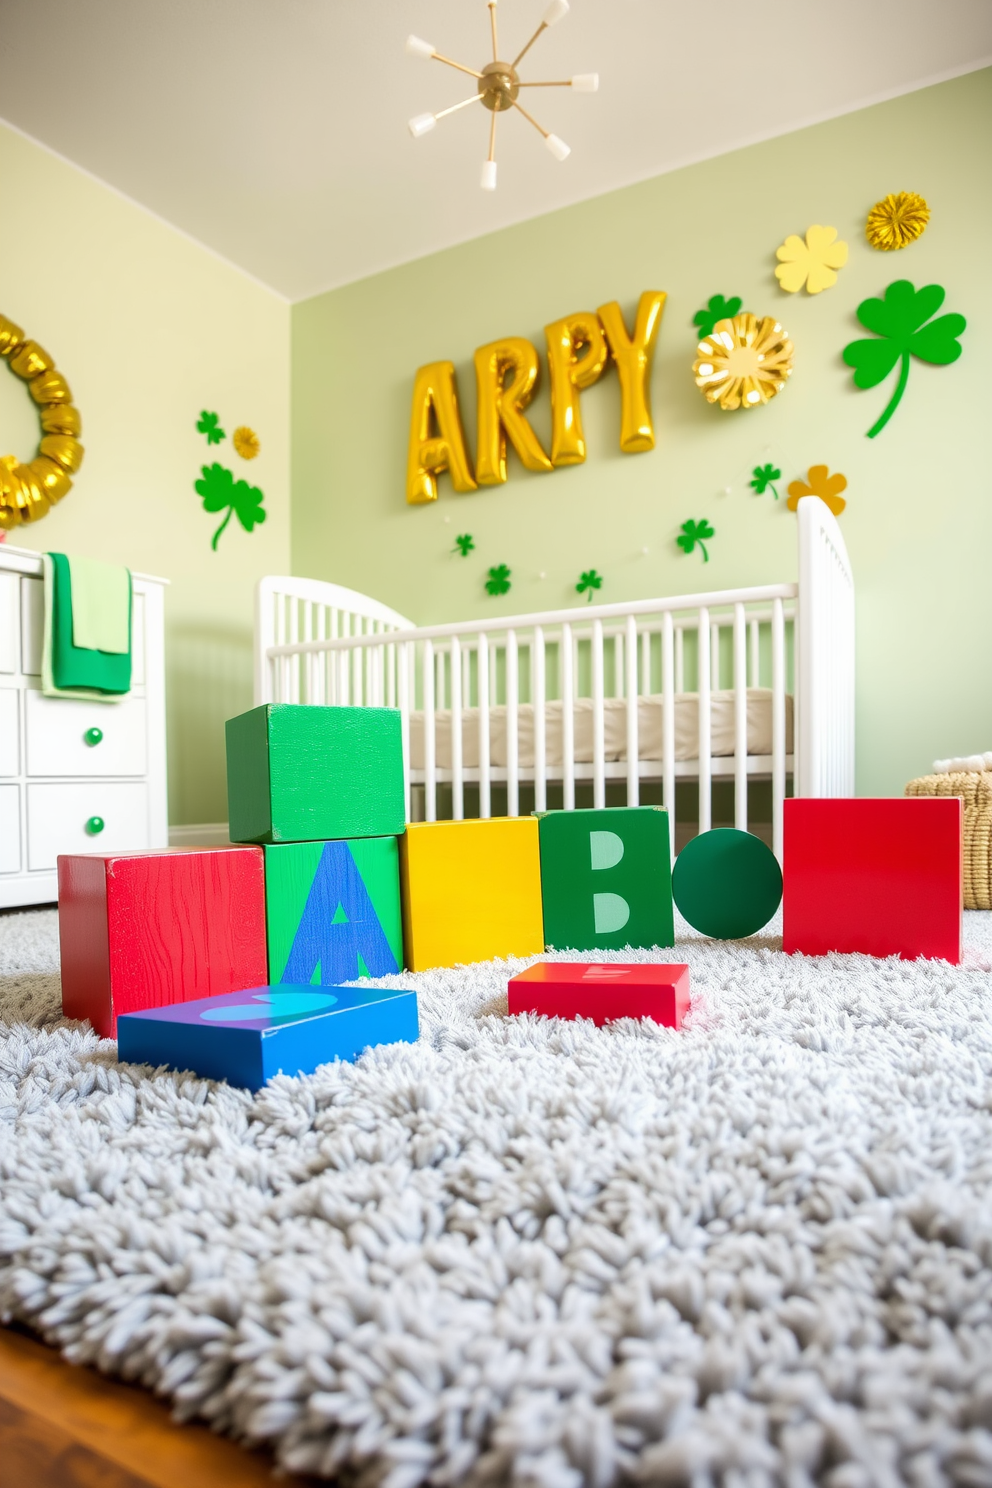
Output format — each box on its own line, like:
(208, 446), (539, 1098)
(775, 225), (848, 294)
(233, 425), (260, 460)
(787, 465), (847, 517)
(693, 313), (794, 411)
(866, 192), (930, 251)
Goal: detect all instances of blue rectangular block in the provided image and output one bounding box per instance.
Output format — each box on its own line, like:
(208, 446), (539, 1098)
(117, 984), (418, 1091)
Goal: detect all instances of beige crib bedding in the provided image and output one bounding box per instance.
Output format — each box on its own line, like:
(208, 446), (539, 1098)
(408, 688), (793, 771)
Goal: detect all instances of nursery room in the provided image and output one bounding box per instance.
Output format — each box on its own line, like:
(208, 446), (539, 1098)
(1, 0), (991, 1482)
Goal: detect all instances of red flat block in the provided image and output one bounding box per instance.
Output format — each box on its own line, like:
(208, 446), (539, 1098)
(783, 798), (962, 963)
(508, 962), (691, 1028)
(58, 847), (268, 1037)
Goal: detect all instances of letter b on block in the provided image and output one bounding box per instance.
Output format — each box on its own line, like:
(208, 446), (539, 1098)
(538, 807), (674, 951)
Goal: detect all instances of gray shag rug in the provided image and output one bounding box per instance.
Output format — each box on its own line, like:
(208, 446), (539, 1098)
(1, 905), (992, 1488)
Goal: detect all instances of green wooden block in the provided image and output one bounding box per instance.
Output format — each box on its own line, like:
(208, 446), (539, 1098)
(537, 807), (674, 952)
(226, 704), (405, 844)
(265, 837), (404, 983)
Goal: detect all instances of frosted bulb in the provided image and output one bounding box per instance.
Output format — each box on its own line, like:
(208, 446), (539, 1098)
(408, 113), (436, 138)
(545, 133), (570, 161)
(480, 159), (498, 191)
(406, 35), (435, 59)
(571, 73), (599, 92)
(543, 0), (569, 25)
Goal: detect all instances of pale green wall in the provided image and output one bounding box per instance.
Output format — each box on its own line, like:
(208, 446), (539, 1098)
(292, 69), (991, 797)
(0, 121), (291, 824)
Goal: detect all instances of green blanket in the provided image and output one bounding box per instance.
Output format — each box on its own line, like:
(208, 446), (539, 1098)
(44, 552), (132, 697)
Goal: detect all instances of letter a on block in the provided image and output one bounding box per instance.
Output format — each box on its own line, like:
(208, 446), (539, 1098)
(545, 311), (609, 466)
(598, 292), (666, 453)
(538, 806), (674, 952)
(282, 841), (400, 984)
(474, 338), (554, 485)
(406, 360), (478, 504)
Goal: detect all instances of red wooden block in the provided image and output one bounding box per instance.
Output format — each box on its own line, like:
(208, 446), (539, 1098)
(782, 798), (962, 963)
(58, 847), (268, 1036)
(508, 962), (691, 1028)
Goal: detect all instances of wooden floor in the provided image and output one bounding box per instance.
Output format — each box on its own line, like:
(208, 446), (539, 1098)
(0, 1325), (324, 1486)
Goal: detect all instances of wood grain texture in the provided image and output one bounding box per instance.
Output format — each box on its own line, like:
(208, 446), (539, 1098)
(0, 1326), (323, 1487)
(538, 807), (674, 953)
(58, 847), (268, 1035)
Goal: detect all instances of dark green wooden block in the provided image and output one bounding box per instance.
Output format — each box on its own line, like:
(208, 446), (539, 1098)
(673, 828), (782, 938)
(265, 837), (404, 983)
(226, 704), (405, 844)
(537, 807), (674, 952)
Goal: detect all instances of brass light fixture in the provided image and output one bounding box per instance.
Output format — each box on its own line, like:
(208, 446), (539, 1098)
(406, 0), (598, 190)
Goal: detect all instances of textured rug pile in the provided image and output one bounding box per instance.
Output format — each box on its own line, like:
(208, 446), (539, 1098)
(1, 906), (991, 1487)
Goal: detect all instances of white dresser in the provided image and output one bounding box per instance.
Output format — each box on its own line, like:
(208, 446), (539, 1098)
(0, 544), (168, 907)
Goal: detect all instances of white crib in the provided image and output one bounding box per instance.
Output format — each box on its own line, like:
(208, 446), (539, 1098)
(254, 496), (854, 860)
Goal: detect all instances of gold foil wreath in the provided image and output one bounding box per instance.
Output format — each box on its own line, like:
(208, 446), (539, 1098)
(0, 314), (84, 530)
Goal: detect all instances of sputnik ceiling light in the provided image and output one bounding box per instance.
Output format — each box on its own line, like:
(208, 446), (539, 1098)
(406, 0), (598, 190)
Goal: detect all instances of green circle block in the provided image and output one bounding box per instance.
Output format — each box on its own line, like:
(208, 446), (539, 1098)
(673, 828), (782, 938)
(84, 726), (104, 746)
(85, 815), (105, 836)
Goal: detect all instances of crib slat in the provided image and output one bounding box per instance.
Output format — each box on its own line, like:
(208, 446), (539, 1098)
(626, 613), (638, 807)
(399, 639), (412, 823)
(710, 621), (720, 691)
(533, 626), (547, 814)
(772, 597), (786, 862)
(506, 629), (519, 817)
(749, 619), (760, 687)
(592, 619), (605, 811)
(478, 634), (491, 820)
(675, 626), (685, 694)
(662, 611), (675, 862)
(615, 632), (624, 700)
(733, 603), (748, 832)
(562, 621), (575, 811)
(641, 625), (651, 696)
(450, 635), (464, 820)
(697, 607), (711, 834)
(423, 637), (437, 823)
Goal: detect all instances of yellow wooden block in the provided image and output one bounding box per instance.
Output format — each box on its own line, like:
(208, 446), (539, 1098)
(400, 818), (544, 971)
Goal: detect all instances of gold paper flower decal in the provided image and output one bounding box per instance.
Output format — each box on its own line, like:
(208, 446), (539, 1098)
(693, 313), (794, 412)
(233, 425), (260, 460)
(787, 465), (847, 517)
(866, 192), (930, 251)
(775, 225), (848, 294)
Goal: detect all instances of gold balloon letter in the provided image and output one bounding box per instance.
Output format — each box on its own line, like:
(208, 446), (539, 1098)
(545, 311), (609, 467)
(406, 361), (477, 504)
(598, 291), (667, 453)
(474, 338), (553, 485)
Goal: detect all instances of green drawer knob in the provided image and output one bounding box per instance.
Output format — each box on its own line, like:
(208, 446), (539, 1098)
(84, 727), (104, 747)
(85, 815), (105, 835)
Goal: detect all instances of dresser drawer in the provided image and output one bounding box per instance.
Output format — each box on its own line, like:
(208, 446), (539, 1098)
(0, 574), (18, 675)
(26, 690), (147, 777)
(0, 688), (18, 776)
(27, 782), (149, 871)
(0, 785), (20, 873)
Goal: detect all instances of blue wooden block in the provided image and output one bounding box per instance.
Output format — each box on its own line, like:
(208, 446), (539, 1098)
(117, 984), (418, 1091)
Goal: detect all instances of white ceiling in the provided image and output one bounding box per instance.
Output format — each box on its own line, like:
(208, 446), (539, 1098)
(2, 0), (990, 302)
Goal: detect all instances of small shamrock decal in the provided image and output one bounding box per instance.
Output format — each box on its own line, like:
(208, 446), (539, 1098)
(787, 465), (847, 517)
(842, 280), (966, 438)
(693, 295), (742, 341)
(195, 462), (267, 550)
(750, 463), (782, 499)
(453, 533), (475, 557)
(576, 569), (603, 602)
(775, 225), (848, 295)
(485, 563), (512, 596)
(677, 519), (714, 563)
(196, 410), (226, 446)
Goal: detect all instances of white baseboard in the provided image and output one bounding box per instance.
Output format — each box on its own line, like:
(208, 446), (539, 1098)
(168, 822), (231, 847)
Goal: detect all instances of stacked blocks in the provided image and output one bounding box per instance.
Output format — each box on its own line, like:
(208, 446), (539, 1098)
(58, 846), (267, 1037)
(401, 817), (544, 970)
(783, 797), (962, 962)
(265, 837), (403, 984)
(118, 983), (419, 1092)
(538, 806), (673, 951)
(509, 961), (691, 1028)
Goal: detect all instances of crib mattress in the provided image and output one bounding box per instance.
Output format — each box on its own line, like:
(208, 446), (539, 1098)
(408, 688), (793, 771)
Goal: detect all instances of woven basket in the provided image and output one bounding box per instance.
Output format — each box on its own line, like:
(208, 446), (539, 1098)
(905, 771), (992, 910)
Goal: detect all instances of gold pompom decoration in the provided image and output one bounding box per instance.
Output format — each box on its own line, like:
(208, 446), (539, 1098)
(693, 313), (794, 412)
(0, 313), (84, 529)
(865, 192), (930, 251)
(232, 425), (260, 460)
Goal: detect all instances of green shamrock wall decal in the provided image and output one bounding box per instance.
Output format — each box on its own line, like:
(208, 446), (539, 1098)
(677, 519), (715, 562)
(196, 410), (226, 446)
(693, 295), (743, 341)
(195, 462), (267, 550)
(453, 533), (475, 556)
(576, 569), (603, 602)
(485, 563), (512, 596)
(842, 280), (966, 438)
(750, 463), (781, 498)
